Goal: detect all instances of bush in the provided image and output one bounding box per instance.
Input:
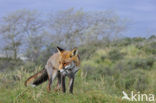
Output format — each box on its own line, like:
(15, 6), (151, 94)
(108, 48), (124, 62)
(111, 38), (132, 47)
(125, 70), (149, 91)
(82, 64), (113, 80)
(0, 58), (23, 72)
(144, 42), (156, 55)
(127, 57), (155, 70)
(110, 69), (149, 92)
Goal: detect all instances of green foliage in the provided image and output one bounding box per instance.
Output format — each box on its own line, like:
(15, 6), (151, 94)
(114, 69), (149, 91)
(80, 37), (156, 96)
(32, 43), (57, 65)
(125, 57), (155, 70)
(0, 37), (155, 103)
(144, 42), (156, 55)
(0, 68), (123, 103)
(0, 58), (23, 72)
(108, 48), (124, 61)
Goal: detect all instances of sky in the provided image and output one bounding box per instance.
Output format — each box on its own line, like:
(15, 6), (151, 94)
(0, 0), (156, 37)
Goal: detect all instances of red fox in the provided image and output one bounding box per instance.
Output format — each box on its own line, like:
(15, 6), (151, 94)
(25, 47), (80, 93)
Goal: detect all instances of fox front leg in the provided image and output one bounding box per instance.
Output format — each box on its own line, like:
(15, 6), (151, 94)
(69, 76), (75, 94)
(61, 75), (66, 93)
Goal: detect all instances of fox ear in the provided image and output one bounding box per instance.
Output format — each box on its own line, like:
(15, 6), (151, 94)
(57, 46), (64, 54)
(72, 47), (78, 56)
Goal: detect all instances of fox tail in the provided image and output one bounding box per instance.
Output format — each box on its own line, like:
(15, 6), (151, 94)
(25, 68), (48, 87)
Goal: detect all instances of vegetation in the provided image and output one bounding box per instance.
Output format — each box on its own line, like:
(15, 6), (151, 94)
(0, 9), (155, 103)
(0, 36), (155, 103)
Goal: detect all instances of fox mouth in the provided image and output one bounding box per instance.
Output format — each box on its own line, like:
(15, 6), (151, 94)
(67, 68), (72, 71)
(64, 67), (73, 71)
(59, 61), (79, 76)
(64, 61), (76, 70)
(64, 67), (74, 74)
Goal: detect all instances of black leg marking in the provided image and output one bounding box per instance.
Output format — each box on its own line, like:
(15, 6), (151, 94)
(61, 75), (66, 93)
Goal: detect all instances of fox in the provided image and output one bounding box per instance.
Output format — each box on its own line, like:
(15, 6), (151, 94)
(25, 46), (80, 93)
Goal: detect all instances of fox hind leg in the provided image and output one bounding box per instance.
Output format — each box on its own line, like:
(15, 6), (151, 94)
(47, 70), (57, 92)
(55, 71), (62, 92)
(47, 77), (52, 92)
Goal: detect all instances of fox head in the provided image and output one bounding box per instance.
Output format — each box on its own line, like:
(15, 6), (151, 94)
(57, 46), (80, 73)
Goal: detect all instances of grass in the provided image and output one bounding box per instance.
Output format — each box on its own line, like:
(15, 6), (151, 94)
(0, 68), (152, 103)
(0, 37), (155, 103)
(0, 69), (119, 103)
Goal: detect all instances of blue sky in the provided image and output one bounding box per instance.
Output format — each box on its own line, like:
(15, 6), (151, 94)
(0, 0), (156, 37)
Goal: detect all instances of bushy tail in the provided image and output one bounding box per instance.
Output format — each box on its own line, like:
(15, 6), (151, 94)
(25, 68), (48, 87)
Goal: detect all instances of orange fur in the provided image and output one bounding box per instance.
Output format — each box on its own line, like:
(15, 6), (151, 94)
(25, 47), (80, 92)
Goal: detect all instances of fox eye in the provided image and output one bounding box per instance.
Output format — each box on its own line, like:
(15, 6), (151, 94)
(63, 62), (66, 65)
(70, 55), (72, 58)
(64, 63), (66, 65)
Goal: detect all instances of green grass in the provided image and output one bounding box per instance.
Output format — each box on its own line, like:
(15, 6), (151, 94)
(0, 37), (155, 103)
(0, 69), (121, 103)
(0, 68), (153, 103)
